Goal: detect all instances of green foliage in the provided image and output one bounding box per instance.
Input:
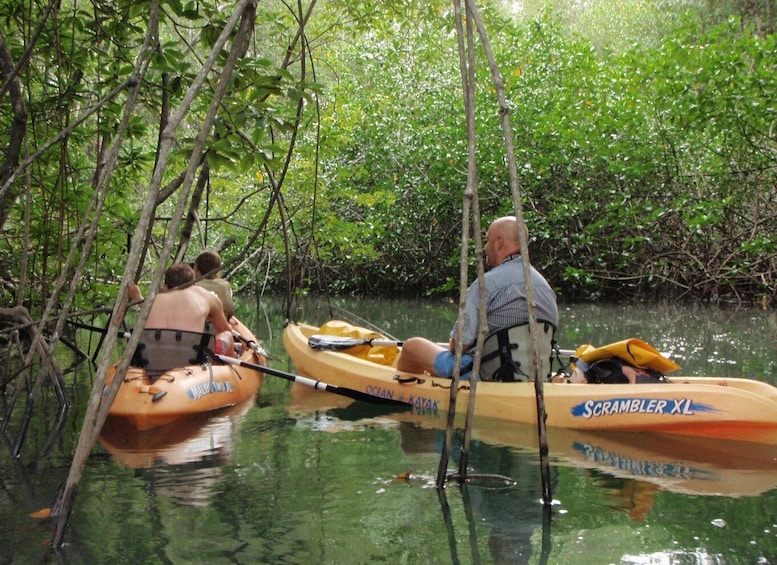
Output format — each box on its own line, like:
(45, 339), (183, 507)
(1, 0), (775, 316)
(282, 2), (777, 302)
(0, 0), (320, 312)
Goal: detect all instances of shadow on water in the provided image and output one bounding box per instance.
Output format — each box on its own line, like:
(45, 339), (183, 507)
(324, 400), (413, 422)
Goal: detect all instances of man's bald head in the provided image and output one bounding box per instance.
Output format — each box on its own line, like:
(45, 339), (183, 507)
(484, 216), (529, 267)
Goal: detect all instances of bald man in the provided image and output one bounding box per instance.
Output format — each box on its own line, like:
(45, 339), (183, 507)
(396, 216), (558, 378)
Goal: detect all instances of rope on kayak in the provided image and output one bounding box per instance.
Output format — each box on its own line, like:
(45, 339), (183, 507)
(393, 375), (426, 385)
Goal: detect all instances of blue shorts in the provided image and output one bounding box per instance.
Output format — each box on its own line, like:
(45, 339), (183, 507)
(433, 351), (474, 380)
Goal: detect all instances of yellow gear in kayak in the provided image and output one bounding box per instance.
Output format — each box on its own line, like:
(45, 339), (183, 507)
(574, 338), (680, 374)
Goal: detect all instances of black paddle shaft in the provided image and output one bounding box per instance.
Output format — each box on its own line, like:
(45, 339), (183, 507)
(217, 355), (408, 407)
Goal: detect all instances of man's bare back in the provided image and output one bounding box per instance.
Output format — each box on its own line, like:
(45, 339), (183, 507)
(128, 263), (233, 354)
(144, 285), (230, 334)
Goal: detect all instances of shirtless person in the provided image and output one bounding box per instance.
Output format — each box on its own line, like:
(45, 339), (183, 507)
(128, 263), (234, 355)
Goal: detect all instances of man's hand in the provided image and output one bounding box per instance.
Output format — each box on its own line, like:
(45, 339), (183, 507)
(127, 282), (143, 302)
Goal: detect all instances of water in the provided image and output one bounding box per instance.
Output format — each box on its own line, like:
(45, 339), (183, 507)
(3, 296), (777, 564)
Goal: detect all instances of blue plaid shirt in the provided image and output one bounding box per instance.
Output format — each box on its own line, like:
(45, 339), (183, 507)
(452, 255), (558, 347)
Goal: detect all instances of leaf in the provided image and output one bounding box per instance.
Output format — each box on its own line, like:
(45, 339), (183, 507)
(30, 508), (52, 519)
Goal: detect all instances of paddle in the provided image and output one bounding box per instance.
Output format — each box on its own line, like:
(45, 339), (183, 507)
(308, 333), (584, 358)
(215, 354), (409, 407)
(308, 334), (402, 350)
(232, 330), (274, 360)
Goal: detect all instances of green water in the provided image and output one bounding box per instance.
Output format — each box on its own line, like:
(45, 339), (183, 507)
(3, 296), (777, 563)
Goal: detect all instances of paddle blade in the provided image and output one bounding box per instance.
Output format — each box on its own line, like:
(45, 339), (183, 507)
(307, 335), (368, 351)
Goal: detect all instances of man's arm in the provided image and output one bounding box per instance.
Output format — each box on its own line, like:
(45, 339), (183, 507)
(209, 303), (231, 334)
(206, 293), (235, 357)
(201, 289), (231, 333)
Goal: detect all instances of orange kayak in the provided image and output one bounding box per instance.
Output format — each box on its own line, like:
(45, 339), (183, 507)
(106, 317), (264, 430)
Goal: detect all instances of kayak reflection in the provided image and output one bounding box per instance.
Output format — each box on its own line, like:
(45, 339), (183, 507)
(98, 397), (254, 506)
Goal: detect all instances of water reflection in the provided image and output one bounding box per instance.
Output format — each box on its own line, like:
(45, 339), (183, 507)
(287, 384), (777, 498)
(284, 382), (777, 562)
(98, 397), (253, 506)
(461, 446), (554, 564)
(288, 385), (559, 564)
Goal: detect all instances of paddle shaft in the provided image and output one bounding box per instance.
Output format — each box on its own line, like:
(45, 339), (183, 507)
(216, 354), (408, 406)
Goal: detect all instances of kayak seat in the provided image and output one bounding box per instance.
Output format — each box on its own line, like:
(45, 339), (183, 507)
(131, 328), (214, 378)
(479, 321), (556, 382)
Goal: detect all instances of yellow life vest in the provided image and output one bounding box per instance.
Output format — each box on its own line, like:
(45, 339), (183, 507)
(573, 338), (680, 374)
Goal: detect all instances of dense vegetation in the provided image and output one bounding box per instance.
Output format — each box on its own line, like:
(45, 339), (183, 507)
(1, 0), (776, 324)
(299, 2), (777, 303)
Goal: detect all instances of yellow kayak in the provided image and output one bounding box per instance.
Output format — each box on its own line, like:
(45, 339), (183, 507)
(283, 320), (777, 443)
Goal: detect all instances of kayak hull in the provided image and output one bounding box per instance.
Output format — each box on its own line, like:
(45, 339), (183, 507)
(100, 397), (253, 469)
(106, 318), (264, 430)
(283, 321), (777, 443)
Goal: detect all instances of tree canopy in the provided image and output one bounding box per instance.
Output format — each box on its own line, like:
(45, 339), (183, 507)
(0, 0), (775, 323)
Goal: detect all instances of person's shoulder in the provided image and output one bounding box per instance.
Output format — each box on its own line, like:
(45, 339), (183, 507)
(199, 278), (230, 290)
(485, 260), (514, 278)
(499, 257), (528, 276)
(189, 284), (218, 300)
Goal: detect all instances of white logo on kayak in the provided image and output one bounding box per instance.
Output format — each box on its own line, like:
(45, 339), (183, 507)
(572, 397), (717, 419)
(187, 381), (234, 400)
